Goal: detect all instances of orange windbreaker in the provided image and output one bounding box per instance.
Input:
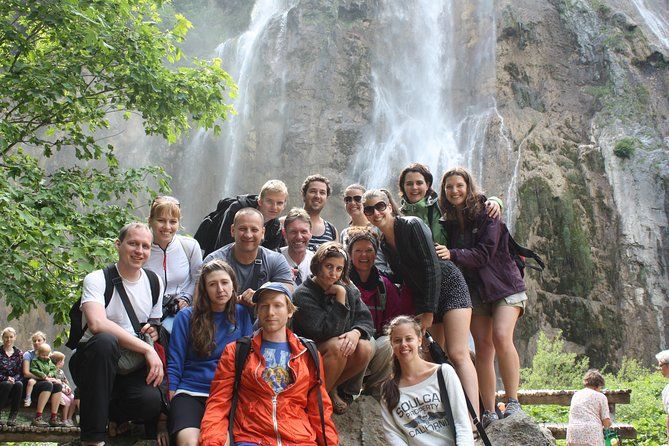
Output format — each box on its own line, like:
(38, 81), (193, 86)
(200, 328), (339, 446)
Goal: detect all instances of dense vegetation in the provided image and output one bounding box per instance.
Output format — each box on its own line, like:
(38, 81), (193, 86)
(0, 0), (236, 341)
(522, 332), (667, 445)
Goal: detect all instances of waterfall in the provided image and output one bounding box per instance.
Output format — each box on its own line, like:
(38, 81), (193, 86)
(351, 0), (515, 214)
(631, 0), (669, 50)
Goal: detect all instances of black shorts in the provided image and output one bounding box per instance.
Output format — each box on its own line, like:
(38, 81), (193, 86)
(31, 380), (63, 401)
(168, 393), (207, 435)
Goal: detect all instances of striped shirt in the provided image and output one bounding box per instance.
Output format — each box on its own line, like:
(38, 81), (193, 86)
(308, 220), (337, 251)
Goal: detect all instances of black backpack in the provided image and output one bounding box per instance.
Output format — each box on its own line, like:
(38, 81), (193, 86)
(508, 233), (545, 277)
(193, 197), (237, 257)
(228, 336), (328, 446)
(66, 264), (160, 350)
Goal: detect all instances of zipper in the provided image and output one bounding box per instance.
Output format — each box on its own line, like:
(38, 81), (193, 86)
(272, 394), (282, 446)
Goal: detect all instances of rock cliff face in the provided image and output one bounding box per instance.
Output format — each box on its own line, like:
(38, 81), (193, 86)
(168, 0), (667, 367)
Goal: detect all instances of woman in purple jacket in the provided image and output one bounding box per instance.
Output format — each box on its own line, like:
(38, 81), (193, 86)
(438, 167), (527, 428)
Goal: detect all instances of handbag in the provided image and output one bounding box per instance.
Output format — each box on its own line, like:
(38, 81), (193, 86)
(111, 272), (153, 375)
(604, 428), (621, 446)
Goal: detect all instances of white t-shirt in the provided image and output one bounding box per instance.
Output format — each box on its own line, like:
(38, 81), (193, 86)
(662, 383), (669, 414)
(381, 364), (474, 446)
(280, 247), (314, 285)
(80, 266), (163, 342)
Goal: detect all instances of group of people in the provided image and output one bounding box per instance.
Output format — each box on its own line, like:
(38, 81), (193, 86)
(14, 164), (531, 446)
(0, 329), (77, 427)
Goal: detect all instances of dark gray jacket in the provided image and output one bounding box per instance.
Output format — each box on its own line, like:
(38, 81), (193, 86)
(292, 277), (375, 342)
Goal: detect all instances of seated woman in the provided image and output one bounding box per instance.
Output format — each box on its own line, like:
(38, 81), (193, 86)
(347, 229), (412, 334)
(22, 331), (63, 427)
(438, 167), (527, 426)
(145, 195), (203, 336)
(167, 259), (253, 446)
(566, 369), (612, 446)
(362, 189), (479, 416)
(0, 327), (23, 426)
(381, 316), (474, 445)
(292, 242), (375, 414)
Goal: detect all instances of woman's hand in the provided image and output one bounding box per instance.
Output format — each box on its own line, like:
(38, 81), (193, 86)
(435, 244), (451, 260)
(326, 284), (347, 306)
(177, 298), (189, 310)
(338, 329), (361, 356)
(485, 199), (501, 219)
(415, 313), (434, 333)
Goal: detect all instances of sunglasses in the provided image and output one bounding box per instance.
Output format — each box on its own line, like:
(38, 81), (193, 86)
(363, 201), (388, 216)
(344, 195), (363, 204)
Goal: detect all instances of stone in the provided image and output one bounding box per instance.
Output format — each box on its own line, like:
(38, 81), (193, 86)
(480, 412), (556, 446)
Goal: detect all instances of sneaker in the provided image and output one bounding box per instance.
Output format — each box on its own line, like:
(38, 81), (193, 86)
(23, 397), (31, 407)
(503, 398), (522, 418)
(31, 416), (49, 427)
(63, 419), (74, 427)
(49, 415), (66, 427)
(481, 410), (499, 429)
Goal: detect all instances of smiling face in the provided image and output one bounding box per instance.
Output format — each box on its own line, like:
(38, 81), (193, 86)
(232, 212), (265, 254)
(284, 219), (312, 255)
(31, 335), (45, 351)
(444, 174), (468, 208)
(116, 226), (152, 271)
(344, 187), (365, 219)
(390, 322), (422, 363)
(205, 269), (234, 312)
(149, 210), (179, 247)
(363, 197), (392, 229)
(256, 291), (293, 336)
(402, 172), (429, 204)
(2, 330), (15, 348)
(351, 239), (376, 274)
(314, 255), (345, 290)
(257, 191), (287, 222)
(303, 180), (329, 213)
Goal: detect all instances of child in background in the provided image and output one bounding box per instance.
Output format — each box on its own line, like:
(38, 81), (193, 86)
(22, 331), (46, 406)
(50, 351), (77, 427)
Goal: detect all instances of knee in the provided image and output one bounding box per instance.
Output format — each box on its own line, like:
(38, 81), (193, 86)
(355, 339), (373, 362)
(138, 387), (162, 419)
(319, 338), (345, 359)
(492, 330), (516, 352)
(447, 346), (472, 365)
(88, 332), (120, 356)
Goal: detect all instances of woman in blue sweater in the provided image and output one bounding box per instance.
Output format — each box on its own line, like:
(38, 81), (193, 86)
(167, 259), (253, 446)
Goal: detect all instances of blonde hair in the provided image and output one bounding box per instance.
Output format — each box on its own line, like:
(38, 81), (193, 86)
(254, 290), (298, 316)
(31, 331), (47, 342)
(50, 351), (66, 365)
(1, 327), (16, 338)
(37, 343), (52, 356)
(260, 180), (288, 199)
(149, 196), (181, 222)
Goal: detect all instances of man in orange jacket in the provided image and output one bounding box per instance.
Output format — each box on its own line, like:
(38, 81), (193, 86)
(200, 282), (339, 446)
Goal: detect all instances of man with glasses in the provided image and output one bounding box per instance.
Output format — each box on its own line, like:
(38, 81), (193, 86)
(301, 174), (338, 251)
(280, 208), (314, 286)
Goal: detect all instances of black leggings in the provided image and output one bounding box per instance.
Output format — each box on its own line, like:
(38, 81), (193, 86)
(0, 380), (23, 414)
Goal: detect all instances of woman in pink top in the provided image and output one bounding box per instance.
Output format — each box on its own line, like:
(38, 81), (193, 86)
(566, 369), (612, 446)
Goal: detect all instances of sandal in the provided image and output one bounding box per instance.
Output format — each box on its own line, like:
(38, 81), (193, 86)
(329, 391), (348, 415)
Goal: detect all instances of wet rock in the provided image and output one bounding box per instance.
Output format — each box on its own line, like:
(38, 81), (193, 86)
(480, 412), (556, 446)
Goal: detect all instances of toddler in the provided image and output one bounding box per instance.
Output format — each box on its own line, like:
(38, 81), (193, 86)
(29, 343), (64, 427)
(50, 351), (77, 426)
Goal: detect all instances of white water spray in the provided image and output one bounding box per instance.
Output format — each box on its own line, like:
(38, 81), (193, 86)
(631, 0), (669, 50)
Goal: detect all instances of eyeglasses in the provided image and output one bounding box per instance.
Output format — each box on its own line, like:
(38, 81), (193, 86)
(344, 195), (363, 204)
(363, 201), (388, 216)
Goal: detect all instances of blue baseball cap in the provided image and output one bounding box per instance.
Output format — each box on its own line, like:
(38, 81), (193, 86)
(252, 282), (293, 303)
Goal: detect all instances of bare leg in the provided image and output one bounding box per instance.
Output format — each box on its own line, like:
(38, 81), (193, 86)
(334, 339), (373, 387)
(492, 306), (522, 400)
(318, 337), (348, 392)
(470, 314), (496, 411)
(50, 392), (62, 415)
(175, 427), (200, 446)
(35, 389), (50, 414)
(442, 308), (480, 417)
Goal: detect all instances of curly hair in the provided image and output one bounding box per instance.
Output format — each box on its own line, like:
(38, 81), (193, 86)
(438, 167), (485, 222)
(190, 259), (239, 357)
(301, 174), (331, 197)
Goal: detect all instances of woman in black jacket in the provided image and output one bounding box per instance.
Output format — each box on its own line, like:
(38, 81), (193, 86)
(362, 189), (479, 417)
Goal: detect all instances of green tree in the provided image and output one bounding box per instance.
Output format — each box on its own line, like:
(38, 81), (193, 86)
(0, 0), (236, 340)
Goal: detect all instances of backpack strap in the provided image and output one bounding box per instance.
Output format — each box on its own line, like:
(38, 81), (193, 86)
(230, 336), (253, 444)
(252, 249), (266, 291)
(102, 264), (118, 307)
(508, 233), (545, 272)
(427, 204), (435, 229)
(299, 336), (328, 446)
(436, 366), (457, 444)
(177, 236), (196, 270)
(142, 268), (161, 307)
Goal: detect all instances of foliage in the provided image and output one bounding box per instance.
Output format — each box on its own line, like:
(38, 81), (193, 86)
(522, 332), (667, 446)
(614, 137), (638, 159)
(0, 0), (236, 339)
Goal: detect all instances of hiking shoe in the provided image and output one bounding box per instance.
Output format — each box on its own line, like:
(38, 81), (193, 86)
(503, 398), (522, 418)
(481, 410), (499, 429)
(31, 416), (49, 427)
(63, 419), (74, 427)
(23, 397), (31, 407)
(49, 415), (66, 427)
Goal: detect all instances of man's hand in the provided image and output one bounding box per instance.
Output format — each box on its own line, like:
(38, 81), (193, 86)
(145, 348), (164, 387)
(485, 199), (501, 219)
(415, 313), (434, 333)
(237, 288), (255, 308)
(141, 323), (159, 343)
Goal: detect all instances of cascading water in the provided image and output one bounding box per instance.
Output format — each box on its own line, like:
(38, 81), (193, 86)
(631, 0), (669, 50)
(351, 0), (517, 222)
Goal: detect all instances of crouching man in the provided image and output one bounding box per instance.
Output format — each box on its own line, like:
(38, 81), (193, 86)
(70, 222), (164, 445)
(200, 282), (339, 446)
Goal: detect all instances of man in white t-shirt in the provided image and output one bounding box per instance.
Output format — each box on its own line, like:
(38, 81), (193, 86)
(69, 222), (165, 446)
(280, 208), (314, 286)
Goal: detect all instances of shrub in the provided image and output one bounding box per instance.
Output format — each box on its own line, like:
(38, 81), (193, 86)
(614, 137), (637, 159)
